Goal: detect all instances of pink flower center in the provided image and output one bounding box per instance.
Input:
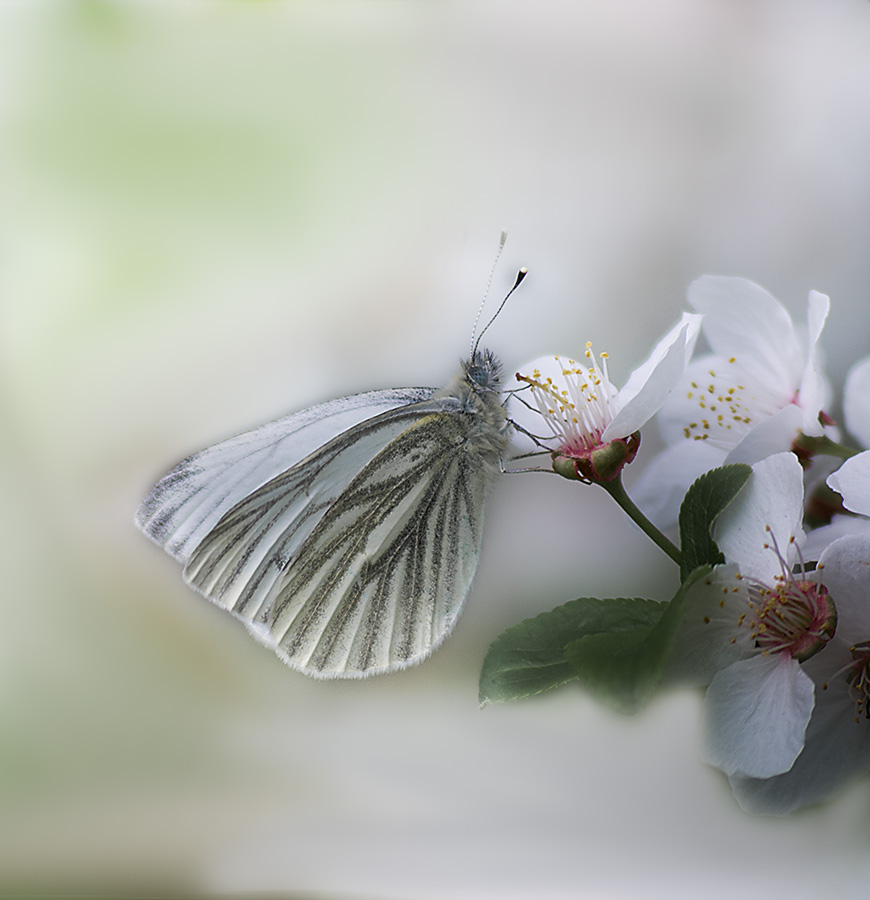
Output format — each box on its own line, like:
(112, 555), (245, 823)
(739, 575), (837, 662)
(516, 346), (617, 457)
(735, 532), (837, 663)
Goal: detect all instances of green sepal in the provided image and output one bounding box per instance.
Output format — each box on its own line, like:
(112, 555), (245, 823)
(479, 596), (664, 706)
(678, 464), (751, 581)
(564, 565), (712, 714)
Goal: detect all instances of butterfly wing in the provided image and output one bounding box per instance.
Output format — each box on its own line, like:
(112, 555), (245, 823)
(183, 398), (502, 678)
(135, 388), (436, 564)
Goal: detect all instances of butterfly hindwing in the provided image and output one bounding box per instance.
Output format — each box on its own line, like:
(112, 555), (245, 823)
(253, 409), (493, 677)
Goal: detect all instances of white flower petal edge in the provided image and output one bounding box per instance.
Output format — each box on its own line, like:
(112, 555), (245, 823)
(729, 674), (866, 815)
(687, 276), (803, 390)
(816, 532), (870, 641)
(601, 312), (702, 441)
(723, 405), (804, 466)
(700, 653), (815, 779)
(828, 450), (870, 518)
(797, 290), (831, 438)
(715, 452), (805, 584)
(844, 355), (870, 449)
(801, 513), (870, 562)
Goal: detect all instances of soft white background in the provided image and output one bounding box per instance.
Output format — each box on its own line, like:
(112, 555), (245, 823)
(2, 1), (870, 896)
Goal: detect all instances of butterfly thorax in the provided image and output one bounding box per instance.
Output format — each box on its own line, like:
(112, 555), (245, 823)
(433, 349), (509, 464)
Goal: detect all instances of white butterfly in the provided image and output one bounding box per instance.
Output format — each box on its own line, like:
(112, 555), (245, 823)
(136, 324), (520, 678)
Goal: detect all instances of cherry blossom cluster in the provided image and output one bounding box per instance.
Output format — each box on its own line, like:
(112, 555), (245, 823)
(485, 276), (870, 815)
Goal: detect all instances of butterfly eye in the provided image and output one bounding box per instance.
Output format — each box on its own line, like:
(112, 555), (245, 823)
(467, 365), (490, 387)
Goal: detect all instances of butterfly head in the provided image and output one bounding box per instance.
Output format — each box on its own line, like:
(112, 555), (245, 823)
(464, 348), (503, 393)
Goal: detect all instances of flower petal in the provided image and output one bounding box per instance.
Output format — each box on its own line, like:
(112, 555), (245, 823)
(827, 450), (870, 517)
(715, 452), (805, 582)
(723, 404), (804, 465)
(664, 564), (754, 686)
(729, 667), (870, 815)
(700, 653), (815, 778)
(687, 276), (802, 393)
(508, 354), (578, 452)
(602, 313), (702, 441)
(653, 354), (728, 446)
(815, 531), (870, 643)
(797, 290), (830, 437)
(844, 355), (870, 448)
(801, 514), (870, 562)
(630, 440), (727, 530)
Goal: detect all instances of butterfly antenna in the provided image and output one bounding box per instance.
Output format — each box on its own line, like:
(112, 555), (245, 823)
(472, 266), (528, 358)
(469, 230), (509, 359)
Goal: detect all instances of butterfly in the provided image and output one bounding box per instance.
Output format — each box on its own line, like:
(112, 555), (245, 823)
(136, 264), (526, 679)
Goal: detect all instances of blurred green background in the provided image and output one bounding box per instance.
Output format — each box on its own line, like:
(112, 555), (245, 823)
(3, 0), (870, 896)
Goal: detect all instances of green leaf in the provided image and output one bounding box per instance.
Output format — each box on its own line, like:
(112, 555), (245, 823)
(479, 596), (663, 706)
(565, 565), (712, 714)
(678, 464), (751, 580)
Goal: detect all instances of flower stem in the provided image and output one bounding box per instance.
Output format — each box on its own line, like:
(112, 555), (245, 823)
(600, 475), (683, 567)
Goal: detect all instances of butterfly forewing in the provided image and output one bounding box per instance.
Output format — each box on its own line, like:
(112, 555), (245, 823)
(136, 388), (435, 563)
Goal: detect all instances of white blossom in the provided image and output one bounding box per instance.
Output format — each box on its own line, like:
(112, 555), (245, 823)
(730, 532), (870, 814)
(634, 276), (831, 526)
(672, 453), (836, 779)
(511, 313), (700, 481)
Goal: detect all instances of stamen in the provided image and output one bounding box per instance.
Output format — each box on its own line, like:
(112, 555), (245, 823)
(516, 347), (617, 456)
(681, 360), (787, 446)
(763, 525), (795, 582)
(735, 532), (837, 663)
(824, 641), (870, 723)
(846, 642), (870, 722)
